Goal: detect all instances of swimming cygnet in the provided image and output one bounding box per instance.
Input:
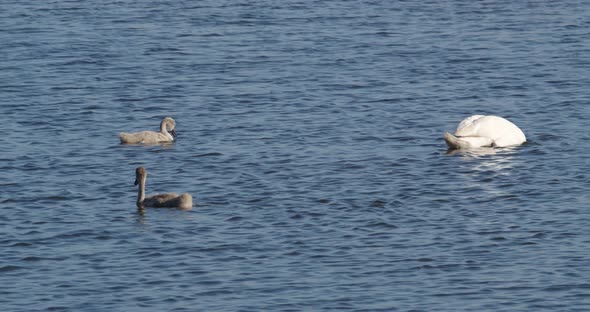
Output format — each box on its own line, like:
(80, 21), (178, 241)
(134, 167), (192, 210)
(444, 115), (526, 149)
(120, 117), (177, 144)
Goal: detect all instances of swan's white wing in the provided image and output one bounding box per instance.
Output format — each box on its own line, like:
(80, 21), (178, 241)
(469, 116), (526, 147)
(448, 115), (525, 149)
(455, 115), (485, 137)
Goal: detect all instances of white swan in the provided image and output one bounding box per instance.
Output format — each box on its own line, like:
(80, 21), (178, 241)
(134, 167), (193, 210)
(119, 117), (177, 144)
(444, 115), (526, 149)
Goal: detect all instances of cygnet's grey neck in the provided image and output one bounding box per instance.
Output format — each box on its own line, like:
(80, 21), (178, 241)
(137, 175), (147, 207)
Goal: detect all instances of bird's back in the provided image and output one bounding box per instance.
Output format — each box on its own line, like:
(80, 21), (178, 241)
(454, 115), (525, 147)
(144, 193), (192, 210)
(120, 131), (170, 144)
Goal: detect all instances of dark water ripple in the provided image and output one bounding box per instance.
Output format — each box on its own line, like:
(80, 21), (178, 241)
(2, 0), (590, 311)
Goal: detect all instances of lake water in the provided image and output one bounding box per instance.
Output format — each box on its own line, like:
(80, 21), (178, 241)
(2, 1), (590, 311)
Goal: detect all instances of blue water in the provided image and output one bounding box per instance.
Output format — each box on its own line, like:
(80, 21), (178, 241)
(2, 1), (590, 311)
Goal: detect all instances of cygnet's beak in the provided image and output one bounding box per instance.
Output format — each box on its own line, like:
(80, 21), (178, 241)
(134, 178), (139, 186)
(170, 129), (177, 140)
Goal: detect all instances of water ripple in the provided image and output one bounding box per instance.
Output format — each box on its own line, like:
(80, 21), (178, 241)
(2, 0), (590, 311)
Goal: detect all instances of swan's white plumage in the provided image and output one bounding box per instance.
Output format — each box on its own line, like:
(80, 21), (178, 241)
(445, 115), (526, 149)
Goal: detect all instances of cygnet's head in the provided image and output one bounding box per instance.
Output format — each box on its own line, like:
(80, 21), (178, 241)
(134, 167), (147, 185)
(161, 117), (177, 139)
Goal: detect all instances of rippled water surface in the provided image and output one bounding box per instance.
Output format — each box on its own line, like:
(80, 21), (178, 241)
(2, 1), (590, 311)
